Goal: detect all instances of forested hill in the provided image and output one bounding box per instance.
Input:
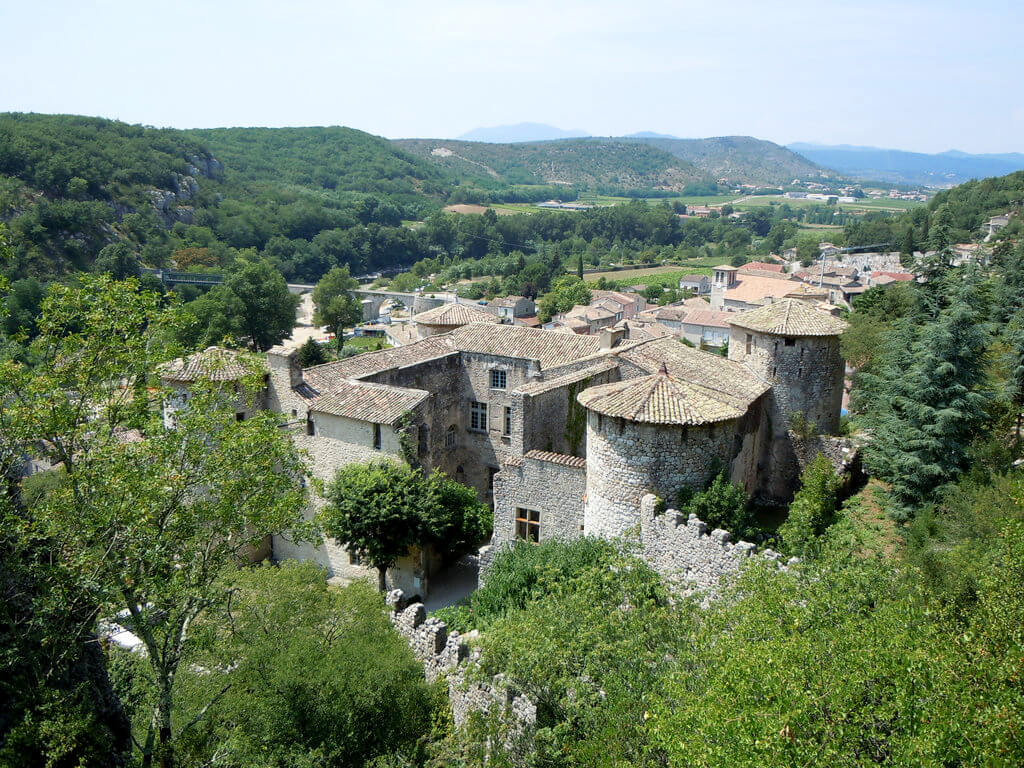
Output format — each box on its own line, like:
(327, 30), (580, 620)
(393, 137), (705, 192)
(623, 135), (833, 186)
(186, 126), (450, 202)
(0, 114), (451, 279)
(395, 134), (833, 190)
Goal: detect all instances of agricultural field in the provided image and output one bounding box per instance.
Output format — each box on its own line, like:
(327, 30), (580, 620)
(581, 264), (715, 285)
(442, 203), (523, 215)
(732, 195), (923, 213)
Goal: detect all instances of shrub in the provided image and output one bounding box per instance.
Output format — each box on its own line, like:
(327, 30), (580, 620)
(677, 471), (756, 539)
(779, 454), (842, 557)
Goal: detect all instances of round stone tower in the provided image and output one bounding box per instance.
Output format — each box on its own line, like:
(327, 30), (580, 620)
(726, 299), (848, 434)
(576, 364), (751, 538)
(726, 299), (848, 498)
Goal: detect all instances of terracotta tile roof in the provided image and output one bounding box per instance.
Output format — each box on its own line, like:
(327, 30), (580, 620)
(412, 302), (499, 326)
(722, 274), (798, 304)
(871, 271), (914, 281)
(577, 364), (749, 425)
(302, 336), (458, 389)
(515, 359), (619, 395)
(448, 322), (603, 370)
(728, 299), (849, 336)
(740, 261), (784, 273)
(523, 450), (587, 468)
(614, 337), (769, 408)
(310, 379), (429, 424)
(682, 309), (733, 329)
(160, 347), (260, 382)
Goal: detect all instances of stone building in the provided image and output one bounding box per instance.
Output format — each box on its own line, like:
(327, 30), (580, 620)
(162, 299), (847, 596)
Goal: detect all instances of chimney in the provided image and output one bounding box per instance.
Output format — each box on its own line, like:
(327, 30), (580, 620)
(599, 327), (626, 350)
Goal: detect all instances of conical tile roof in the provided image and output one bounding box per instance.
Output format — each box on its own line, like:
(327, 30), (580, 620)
(727, 299), (848, 336)
(576, 364), (748, 425)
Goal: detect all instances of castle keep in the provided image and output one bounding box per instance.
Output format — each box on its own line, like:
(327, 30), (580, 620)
(162, 299), (847, 595)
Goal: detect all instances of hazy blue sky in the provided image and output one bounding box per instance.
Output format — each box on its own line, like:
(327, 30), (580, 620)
(3, 0), (1022, 152)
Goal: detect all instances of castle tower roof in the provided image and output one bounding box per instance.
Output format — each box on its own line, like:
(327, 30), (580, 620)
(159, 346), (259, 383)
(727, 299), (848, 337)
(576, 364), (748, 426)
(412, 302), (499, 327)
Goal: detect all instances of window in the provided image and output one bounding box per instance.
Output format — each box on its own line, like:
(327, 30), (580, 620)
(784, 338), (796, 347)
(349, 551), (362, 566)
(515, 508), (541, 543)
(373, 423), (382, 450)
(235, 412), (245, 421)
(306, 417), (315, 436)
(291, 408), (298, 418)
(470, 401), (488, 431)
(745, 333), (753, 354)
(503, 406), (512, 436)
(490, 369), (507, 389)
(445, 425), (457, 448)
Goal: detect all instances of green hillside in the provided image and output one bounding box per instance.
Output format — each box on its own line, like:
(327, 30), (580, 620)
(623, 135), (834, 185)
(0, 114), (448, 279)
(187, 126), (450, 203)
(393, 137), (708, 192)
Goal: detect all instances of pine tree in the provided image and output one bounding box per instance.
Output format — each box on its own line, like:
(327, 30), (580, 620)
(860, 286), (991, 511)
(901, 226), (915, 256)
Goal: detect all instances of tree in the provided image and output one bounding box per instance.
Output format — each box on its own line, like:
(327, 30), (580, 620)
(312, 265), (362, 352)
(860, 284), (991, 510)
(295, 336), (328, 367)
(322, 461), (489, 591)
(576, 252), (584, 280)
(677, 470), (756, 539)
(182, 257), (300, 352)
(0, 277), (309, 768)
(901, 226), (916, 256)
(157, 562), (436, 767)
(778, 454), (842, 557)
(536, 276), (592, 323)
(94, 242), (142, 280)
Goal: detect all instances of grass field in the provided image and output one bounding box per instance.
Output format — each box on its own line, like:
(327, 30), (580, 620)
(732, 195), (923, 213)
(582, 265), (714, 285)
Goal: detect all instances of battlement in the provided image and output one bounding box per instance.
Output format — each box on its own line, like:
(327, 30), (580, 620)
(386, 590), (536, 741)
(638, 493), (793, 598)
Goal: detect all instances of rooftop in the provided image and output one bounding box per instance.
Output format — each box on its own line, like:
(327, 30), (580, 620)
(721, 274), (799, 304)
(727, 299), (849, 337)
(160, 347), (260, 383)
(577, 364), (749, 426)
(310, 379), (430, 424)
(412, 302), (499, 326)
(682, 309), (733, 329)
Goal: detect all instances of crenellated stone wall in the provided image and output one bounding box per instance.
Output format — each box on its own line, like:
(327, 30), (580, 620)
(637, 493), (795, 598)
(385, 590), (537, 745)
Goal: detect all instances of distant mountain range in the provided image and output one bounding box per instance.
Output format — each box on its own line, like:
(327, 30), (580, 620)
(457, 123), (590, 143)
(788, 143), (1024, 186)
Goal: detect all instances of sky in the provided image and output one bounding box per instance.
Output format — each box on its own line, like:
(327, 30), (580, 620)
(2, 0), (1022, 153)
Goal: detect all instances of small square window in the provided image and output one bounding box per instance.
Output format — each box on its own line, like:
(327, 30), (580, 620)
(490, 369), (507, 389)
(235, 412), (246, 421)
(784, 338), (796, 347)
(515, 508), (540, 543)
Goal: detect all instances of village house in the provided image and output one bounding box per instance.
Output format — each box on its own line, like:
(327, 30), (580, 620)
(678, 274), (711, 294)
(488, 295), (536, 320)
(679, 309), (732, 347)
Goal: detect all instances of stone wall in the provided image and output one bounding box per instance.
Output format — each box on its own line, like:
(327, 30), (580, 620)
(637, 494), (793, 598)
(490, 452), (587, 556)
(520, 363), (618, 458)
(385, 590), (536, 746)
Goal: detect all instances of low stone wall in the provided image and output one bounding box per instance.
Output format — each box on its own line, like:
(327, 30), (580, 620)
(385, 590), (536, 742)
(638, 494), (793, 598)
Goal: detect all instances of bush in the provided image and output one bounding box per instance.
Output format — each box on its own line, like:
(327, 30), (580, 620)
(677, 471), (756, 539)
(778, 454), (843, 557)
(433, 537), (622, 633)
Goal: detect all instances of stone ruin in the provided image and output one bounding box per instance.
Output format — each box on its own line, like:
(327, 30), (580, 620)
(385, 589), (537, 747)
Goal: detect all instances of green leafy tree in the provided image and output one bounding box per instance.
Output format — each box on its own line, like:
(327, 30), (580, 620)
(778, 454), (843, 557)
(536, 276), (592, 323)
(93, 242), (142, 280)
(0, 277), (309, 768)
(162, 562), (437, 768)
(312, 265), (363, 352)
(183, 257), (300, 352)
(322, 461), (489, 591)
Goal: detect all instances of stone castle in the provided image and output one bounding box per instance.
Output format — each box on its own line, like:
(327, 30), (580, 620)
(161, 298), (848, 596)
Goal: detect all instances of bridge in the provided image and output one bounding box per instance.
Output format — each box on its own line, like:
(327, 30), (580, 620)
(142, 269), (316, 296)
